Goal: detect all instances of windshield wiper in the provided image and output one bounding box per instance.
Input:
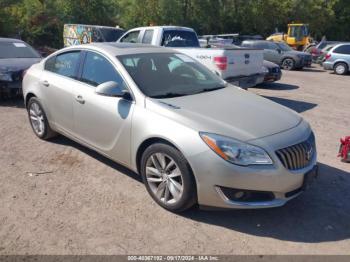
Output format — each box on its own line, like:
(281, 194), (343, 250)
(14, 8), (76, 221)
(151, 92), (188, 98)
(194, 85), (226, 95)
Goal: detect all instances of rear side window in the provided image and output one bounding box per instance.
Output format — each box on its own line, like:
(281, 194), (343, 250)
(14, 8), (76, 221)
(252, 42), (269, 49)
(333, 45), (350, 55)
(44, 51), (80, 79)
(119, 31), (140, 43)
(142, 30), (154, 44)
(161, 30), (200, 47)
(80, 51), (126, 88)
(267, 42), (278, 50)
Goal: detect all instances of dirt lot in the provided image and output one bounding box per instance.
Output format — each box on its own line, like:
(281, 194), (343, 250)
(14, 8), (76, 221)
(0, 65), (349, 255)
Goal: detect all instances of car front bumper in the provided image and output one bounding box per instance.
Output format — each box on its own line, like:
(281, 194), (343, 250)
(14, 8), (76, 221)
(187, 124), (317, 209)
(296, 56), (312, 68)
(264, 70), (282, 82)
(0, 81), (22, 97)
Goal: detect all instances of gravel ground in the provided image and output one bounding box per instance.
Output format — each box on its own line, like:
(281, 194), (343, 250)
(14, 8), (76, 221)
(0, 65), (349, 255)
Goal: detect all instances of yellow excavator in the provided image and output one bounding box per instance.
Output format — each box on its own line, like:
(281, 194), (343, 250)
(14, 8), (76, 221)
(266, 23), (313, 51)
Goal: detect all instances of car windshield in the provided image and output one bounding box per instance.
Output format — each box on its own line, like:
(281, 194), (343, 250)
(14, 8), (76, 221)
(276, 42), (293, 51)
(0, 42), (41, 59)
(118, 52), (226, 98)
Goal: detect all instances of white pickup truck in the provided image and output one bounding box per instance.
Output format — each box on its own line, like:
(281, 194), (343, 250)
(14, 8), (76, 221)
(117, 26), (265, 88)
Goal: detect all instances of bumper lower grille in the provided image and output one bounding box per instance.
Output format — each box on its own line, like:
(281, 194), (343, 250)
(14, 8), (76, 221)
(276, 132), (316, 170)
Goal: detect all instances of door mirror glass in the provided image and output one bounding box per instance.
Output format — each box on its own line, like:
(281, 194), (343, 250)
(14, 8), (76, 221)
(95, 81), (123, 97)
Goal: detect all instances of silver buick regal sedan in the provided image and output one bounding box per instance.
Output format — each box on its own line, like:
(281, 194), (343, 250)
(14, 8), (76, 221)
(23, 43), (317, 212)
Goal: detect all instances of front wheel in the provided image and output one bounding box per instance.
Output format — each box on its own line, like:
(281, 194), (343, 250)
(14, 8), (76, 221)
(140, 143), (197, 212)
(334, 62), (348, 75)
(281, 58), (295, 70)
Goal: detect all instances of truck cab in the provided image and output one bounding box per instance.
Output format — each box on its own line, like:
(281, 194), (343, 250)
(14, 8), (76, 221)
(118, 26), (200, 47)
(118, 26), (265, 89)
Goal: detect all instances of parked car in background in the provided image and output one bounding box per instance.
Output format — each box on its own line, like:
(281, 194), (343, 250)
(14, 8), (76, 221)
(241, 40), (312, 70)
(22, 43), (317, 212)
(117, 26), (265, 89)
(262, 60), (282, 82)
(0, 37), (41, 98)
(200, 34), (264, 47)
(63, 24), (125, 47)
(306, 41), (343, 62)
(315, 45), (335, 65)
(323, 43), (350, 75)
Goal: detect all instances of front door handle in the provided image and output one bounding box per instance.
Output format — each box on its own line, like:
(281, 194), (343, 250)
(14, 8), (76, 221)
(41, 80), (50, 87)
(75, 95), (85, 104)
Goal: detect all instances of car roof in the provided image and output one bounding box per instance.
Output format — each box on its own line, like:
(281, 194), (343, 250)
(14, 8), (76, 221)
(0, 37), (24, 43)
(127, 26), (195, 32)
(329, 42), (350, 50)
(62, 42), (178, 56)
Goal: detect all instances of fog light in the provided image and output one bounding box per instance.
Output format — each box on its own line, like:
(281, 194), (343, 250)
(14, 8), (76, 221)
(234, 191), (245, 199)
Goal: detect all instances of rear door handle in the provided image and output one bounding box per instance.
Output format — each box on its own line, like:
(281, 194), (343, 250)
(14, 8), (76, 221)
(75, 95), (85, 104)
(41, 80), (50, 87)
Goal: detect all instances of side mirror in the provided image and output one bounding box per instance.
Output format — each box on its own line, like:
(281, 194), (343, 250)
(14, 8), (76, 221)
(277, 48), (282, 54)
(95, 81), (133, 100)
(95, 81), (123, 97)
(121, 90), (133, 101)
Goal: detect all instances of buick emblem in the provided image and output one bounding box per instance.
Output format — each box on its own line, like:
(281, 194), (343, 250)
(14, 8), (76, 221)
(305, 142), (313, 161)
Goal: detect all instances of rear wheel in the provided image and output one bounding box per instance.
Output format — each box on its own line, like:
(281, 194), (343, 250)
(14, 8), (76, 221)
(27, 97), (57, 140)
(334, 62), (348, 75)
(281, 58), (295, 70)
(140, 143), (196, 212)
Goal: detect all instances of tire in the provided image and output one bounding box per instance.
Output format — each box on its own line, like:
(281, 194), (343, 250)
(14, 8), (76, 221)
(334, 62), (348, 75)
(27, 97), (57, 140)
(281, 58), (295, 70)
(140, 143), (197, 212)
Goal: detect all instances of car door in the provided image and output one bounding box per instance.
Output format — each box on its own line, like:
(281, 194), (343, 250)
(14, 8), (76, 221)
(40, 51), (81, 133)
(72, 50), (134, 165)
(265, 42), (281, 64)
(333, 44), (350, 66)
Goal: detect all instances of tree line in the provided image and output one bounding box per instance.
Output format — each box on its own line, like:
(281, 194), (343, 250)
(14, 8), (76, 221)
(0, 0), (349, 48)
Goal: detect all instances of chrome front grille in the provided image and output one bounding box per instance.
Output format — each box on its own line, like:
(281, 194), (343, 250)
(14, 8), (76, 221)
(276, 133), (316, 170)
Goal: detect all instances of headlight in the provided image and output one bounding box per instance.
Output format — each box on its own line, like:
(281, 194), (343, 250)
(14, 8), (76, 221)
(261, 65), (269, 74)
(200, 132), (273, 166)
(0, 72), (12, 82)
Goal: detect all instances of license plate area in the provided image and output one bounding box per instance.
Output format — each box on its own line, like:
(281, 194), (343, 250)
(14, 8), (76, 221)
(302, 165), (318, 190)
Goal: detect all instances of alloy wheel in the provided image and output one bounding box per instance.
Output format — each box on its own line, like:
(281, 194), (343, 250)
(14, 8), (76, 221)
(335, 64), (346, 75)
(29, 102), (45, 136)
(145, 153), (183, 205)
(282, 59), (294, 70)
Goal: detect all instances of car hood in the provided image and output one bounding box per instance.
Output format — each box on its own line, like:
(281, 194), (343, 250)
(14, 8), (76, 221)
(146, 86), (302, 142)
(0, 58), (42, 72)
(263, 60), (279, 68)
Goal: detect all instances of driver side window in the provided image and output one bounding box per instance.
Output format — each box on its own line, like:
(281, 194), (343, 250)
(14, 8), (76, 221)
(120, 31), (140, 43)
(80, 52), (126, 90)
